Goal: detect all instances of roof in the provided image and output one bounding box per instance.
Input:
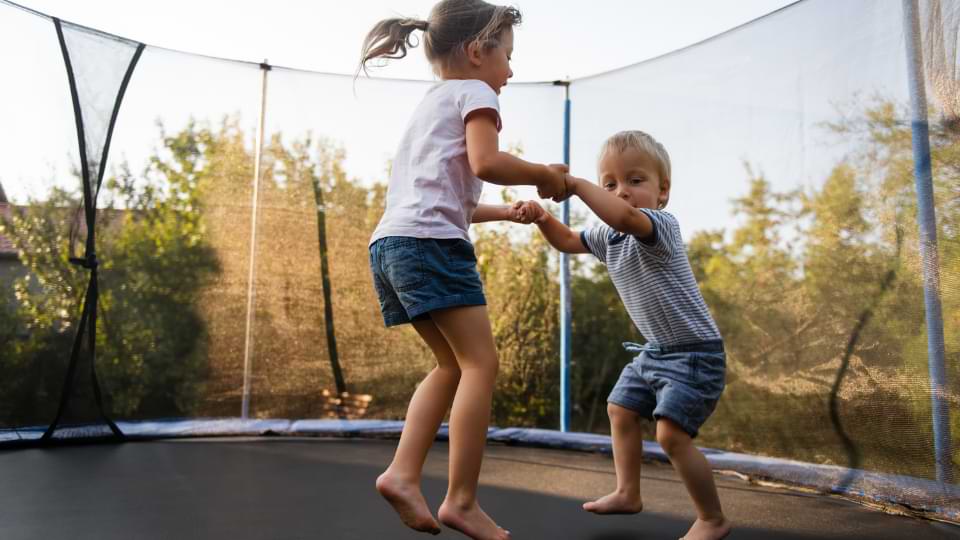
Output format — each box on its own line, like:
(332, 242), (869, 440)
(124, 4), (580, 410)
(0, 203), (17, 257)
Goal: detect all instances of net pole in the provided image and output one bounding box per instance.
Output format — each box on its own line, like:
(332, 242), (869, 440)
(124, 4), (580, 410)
(902, 0), (952, 484)
(555, 80), (572, 433)
(241, 60), (271, 420)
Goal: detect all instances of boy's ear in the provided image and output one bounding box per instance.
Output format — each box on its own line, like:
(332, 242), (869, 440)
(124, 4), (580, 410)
(466, 40), (484, 67)
(658, 177), (672, 209)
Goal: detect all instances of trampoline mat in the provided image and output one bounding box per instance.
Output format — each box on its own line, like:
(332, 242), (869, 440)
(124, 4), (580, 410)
(1, 437), (958, 539)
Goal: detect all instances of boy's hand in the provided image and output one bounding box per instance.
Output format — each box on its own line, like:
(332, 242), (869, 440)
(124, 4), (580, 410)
(551, 174), (581, 203)
(537, 164), (568, 200)
(513, 200), (547, 224)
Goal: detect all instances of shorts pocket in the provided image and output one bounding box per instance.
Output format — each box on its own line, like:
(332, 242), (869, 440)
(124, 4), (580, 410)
(381, 238), (428, 292)
(647, 352), (698, 385)
(440, 239), (478, 270)
(692, 352), (726, 395)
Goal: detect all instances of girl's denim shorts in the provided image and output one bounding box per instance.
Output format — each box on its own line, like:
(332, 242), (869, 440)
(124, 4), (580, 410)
(369, 236), (486, 327)
(608, 340), (726, 438)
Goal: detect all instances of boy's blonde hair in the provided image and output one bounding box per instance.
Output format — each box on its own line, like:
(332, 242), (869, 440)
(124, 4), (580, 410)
(598, 130), (672, 186)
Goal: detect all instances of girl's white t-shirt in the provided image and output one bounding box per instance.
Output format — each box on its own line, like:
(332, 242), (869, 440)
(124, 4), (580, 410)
(370, 79), (501, 245)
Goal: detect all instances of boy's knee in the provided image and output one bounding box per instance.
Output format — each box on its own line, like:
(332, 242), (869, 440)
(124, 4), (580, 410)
(655, 419), (691, 455)
(607, 403), (639, 426)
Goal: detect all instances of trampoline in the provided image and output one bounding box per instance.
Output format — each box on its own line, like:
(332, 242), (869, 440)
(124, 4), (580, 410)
(1, 436), (959, 540)
(2, 0), (960, 537)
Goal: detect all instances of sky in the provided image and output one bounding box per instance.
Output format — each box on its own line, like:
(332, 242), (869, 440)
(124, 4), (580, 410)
(0, 0), (910, 241)
(13, 0), (798, 82)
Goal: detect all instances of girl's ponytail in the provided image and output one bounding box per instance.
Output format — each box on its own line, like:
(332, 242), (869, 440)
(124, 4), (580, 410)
(359, 18), (429, 74)
(357, 1), (521, 77)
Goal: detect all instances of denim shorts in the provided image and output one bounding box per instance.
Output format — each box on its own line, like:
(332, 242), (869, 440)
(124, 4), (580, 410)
(369, 236), (486, 327)
(607, 340), (726, 438)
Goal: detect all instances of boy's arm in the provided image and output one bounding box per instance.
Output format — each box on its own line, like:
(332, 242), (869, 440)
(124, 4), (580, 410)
(519, 202), (589, 254)
(472, 204), (517, 223)
(536, 212), (590, 254)
(569, 177), (653, 239)
(464, 112), (567, 198)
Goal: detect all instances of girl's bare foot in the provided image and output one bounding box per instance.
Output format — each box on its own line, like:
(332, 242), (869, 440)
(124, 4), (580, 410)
(438, 499), (511, 540)
(375, 471), (441, 535)
(582, 490), (644, 514)
(680, 517), (732, 540)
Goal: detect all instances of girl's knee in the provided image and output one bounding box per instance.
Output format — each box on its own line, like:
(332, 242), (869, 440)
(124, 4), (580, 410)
(655, 418), (691, 455)
(435, 363), (462, 381)
(455, 353), (499, 381)
(434, 354), (460, 372)
(467, 353), (499, 372)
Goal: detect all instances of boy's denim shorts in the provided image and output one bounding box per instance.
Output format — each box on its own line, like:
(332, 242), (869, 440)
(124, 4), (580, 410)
(608, 340), (726, 438)
(369, 236), (486, 327)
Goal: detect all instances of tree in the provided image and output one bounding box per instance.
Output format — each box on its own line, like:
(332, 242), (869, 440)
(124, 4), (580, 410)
(694, 172), (807, 373)
(685, 99), (959, 479)
(0, 122), (221, 424)
(474, 220), (561, 427)
(568, 265), (641, 433)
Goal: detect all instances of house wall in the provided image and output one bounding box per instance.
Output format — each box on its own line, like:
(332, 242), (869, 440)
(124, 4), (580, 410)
(0, 255), (25, 302)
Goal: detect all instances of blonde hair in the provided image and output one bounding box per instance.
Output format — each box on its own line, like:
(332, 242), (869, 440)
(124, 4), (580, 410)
(598, 130), (671, 184)
(359, 0), (521, 76)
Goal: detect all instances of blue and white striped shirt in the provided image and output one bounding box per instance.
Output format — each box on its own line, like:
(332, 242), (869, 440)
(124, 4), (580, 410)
(580, 209), (721, 347)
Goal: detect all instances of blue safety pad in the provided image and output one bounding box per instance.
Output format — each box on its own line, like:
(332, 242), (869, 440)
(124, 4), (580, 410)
(2, 418), (956, 522)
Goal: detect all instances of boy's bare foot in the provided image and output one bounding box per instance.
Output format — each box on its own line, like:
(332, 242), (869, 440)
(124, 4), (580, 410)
(375, 471), (441, 535)
(680, 517), (732, 540)
(582, 490), (644, 514)
(438, 499), (511, 540)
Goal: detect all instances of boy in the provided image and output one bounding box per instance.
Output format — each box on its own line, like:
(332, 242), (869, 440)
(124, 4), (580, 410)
(517, 131), (731, 540)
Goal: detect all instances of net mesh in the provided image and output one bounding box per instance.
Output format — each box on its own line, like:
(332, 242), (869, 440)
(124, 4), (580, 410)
(0, 0), (956, 522)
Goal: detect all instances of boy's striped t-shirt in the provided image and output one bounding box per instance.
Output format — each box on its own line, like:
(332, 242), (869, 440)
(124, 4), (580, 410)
(579, 209), (721, 347)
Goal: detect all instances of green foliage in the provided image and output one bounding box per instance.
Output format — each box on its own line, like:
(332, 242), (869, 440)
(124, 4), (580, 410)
(568, 266), (641, 433)
(697, 173), (811, 373)
(690, 100), (960, 479)
(95, 122), (222, 417)
(475, 227), (561, 427)
(0, 120), (220, 424)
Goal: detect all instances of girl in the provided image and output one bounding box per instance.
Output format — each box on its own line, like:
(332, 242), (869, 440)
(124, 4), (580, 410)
(359, 1), (568, 539)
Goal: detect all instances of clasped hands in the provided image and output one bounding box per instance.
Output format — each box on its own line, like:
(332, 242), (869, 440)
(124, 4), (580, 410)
(509, 164), (578, 225)
(537, 163), (574, 203)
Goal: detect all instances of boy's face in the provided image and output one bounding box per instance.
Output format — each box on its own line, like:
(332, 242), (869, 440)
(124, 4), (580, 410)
(597, 147), (670, 210)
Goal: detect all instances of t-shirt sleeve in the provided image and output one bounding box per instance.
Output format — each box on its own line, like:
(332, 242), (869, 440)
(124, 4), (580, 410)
(457, 80), (502, 131)
(579, 224), (613, 264)
(635, 209), (680, 262)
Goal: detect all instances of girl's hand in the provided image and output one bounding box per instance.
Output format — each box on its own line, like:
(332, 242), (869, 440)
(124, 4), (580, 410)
(508, 201), (527, 223)
(551, 173), (580, 203)
(537, 164), (568, 200)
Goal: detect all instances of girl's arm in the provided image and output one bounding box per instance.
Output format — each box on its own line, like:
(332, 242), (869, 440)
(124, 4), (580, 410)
(472, 204), (519, 223)
(464, 112), (567, 198)
(518, 201), (589, 254)
(568, 177), (653, 238)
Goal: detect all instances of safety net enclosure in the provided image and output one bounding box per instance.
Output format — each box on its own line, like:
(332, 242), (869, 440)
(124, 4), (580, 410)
(0, 0), (957, 526)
